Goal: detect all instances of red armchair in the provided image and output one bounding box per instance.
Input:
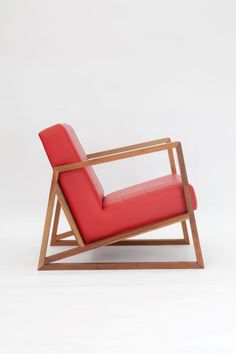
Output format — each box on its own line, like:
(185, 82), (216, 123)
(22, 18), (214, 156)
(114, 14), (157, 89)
(38, 124), (204, 270)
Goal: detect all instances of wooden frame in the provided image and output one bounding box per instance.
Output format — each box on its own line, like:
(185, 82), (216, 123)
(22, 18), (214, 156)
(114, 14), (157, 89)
(38, 138), (204, 270)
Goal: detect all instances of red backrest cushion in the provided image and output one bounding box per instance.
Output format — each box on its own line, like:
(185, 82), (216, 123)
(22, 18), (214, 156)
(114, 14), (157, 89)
(39, 124), (104, 221)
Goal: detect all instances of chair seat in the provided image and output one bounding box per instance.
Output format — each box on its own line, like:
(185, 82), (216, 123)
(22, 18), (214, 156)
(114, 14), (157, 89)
(104, 174), (197, 209)
(99, 174), (197, 241)
(78, 174), (196, 244)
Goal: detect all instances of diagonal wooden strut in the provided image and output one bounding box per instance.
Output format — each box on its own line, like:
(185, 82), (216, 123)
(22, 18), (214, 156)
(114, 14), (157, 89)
(38, 172), (58, 270)
(50, 199), (61, 245)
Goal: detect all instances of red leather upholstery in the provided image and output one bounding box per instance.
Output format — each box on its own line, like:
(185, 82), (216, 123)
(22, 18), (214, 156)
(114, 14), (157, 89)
(39, 124), (197, 244)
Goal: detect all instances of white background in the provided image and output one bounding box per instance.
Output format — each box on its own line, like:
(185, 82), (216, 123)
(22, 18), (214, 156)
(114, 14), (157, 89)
(1, 1), (236, 353)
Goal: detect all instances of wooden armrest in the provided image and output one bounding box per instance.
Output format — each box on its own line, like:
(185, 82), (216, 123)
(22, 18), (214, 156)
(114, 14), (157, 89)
(87, 137), (171, 159)
(53, 141), (192, 214)
(54, 141), (180, 173)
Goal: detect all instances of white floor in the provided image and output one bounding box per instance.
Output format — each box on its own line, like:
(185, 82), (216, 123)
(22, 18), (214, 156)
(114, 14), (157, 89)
(1, 218), (236, 354)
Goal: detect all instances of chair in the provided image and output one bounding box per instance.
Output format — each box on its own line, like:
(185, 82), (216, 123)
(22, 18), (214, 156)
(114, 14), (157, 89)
(38, 124), (204, 270)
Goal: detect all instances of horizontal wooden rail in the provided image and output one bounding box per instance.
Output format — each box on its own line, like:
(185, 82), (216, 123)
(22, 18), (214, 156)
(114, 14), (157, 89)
(54, 141), (180, 173)
(109, 238), (189, 246)
(56, 231), (74, 240)
(41, 261), (202, 270)
(51, 238), (189, 247)
(87, 137), (171, 158)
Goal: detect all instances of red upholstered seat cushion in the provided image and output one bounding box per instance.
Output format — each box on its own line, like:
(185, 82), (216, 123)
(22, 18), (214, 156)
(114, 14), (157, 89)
(39, 124), (197, 244)
(102, 175), (197, 242)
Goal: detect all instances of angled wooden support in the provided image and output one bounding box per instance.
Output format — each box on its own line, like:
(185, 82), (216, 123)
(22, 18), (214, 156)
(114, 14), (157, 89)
(38, 138), (204, 270)
(50, 199), (61, 245)
(50, 201), (75, 245)
(38, 171), (58, 270)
